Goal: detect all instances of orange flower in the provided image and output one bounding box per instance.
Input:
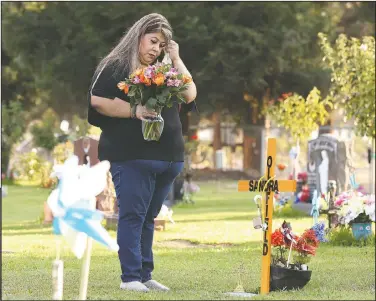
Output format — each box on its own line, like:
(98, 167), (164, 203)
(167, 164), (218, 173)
(135, 68), (143, 76)
(117, 81), (129, 94)
(139, 74), (151, 86)
(182, 75), (192, 84)
(130, 68), (143, 79)
(152, 73), (165, 86)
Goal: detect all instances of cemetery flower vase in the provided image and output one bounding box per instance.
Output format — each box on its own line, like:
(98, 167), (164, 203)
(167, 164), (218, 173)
(270, 265), (312, 291)
(142, 106), (164, 141)
(351, 222), (372, 240)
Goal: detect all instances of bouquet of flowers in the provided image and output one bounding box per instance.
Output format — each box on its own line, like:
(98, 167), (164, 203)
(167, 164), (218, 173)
(334, 191), (375, 225)
(271, 220), (320, 270)
(297, 172), (308, 184)
(118, 62), (192, 141)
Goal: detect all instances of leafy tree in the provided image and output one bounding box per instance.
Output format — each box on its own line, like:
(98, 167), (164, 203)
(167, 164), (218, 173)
(1, 2), (340, 119)
(71, 115), (91, 139)
(30, 109), (60, 151)
(1, 101), (27, 172)
(318, 33), (375, 138)
(265, 87), (332, 143)
(2, 1), (374, 172)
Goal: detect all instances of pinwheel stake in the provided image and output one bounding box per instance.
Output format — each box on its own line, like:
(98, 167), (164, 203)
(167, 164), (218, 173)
(47, 156), (119, 300)
(286, 240), (294, 268)
(310, 190), (319, 225)
(78, 196), (96, 300)
(280, 221), (297, 268)
(52, 239), (64, 300)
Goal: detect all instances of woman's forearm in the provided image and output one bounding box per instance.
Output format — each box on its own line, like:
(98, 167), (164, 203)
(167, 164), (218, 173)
(172, 58), (197, 103)
(91, 95), (131, 118)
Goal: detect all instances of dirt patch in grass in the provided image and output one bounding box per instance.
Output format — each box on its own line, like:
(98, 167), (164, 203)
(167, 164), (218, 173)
(155, 239), (234, 249)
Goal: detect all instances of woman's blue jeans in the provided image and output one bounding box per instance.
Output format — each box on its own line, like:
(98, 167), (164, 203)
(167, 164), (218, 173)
(110, 160), (184, 283)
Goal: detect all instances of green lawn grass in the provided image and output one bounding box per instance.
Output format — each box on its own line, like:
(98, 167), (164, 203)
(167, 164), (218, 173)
(2, 181), (375, 300)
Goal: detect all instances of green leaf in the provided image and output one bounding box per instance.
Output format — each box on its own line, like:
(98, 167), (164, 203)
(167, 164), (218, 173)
(146, 97), (157, 110)
(161, 87), (170, 97)
(156, 94), (167, 105)
(176, 93), (187, 103)
(128, 86), (136, 97)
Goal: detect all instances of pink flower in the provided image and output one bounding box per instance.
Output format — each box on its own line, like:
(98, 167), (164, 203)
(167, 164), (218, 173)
(165, 71), (177, 78)
(167, 79), (175, 87)
(173, 79), (182, 87)
(144, 67), (154, 79)
(133, 76), (141, 84)
(165, 68), (178, 78)
(335, 199), (345, 207)
(166, 79), (181, 87)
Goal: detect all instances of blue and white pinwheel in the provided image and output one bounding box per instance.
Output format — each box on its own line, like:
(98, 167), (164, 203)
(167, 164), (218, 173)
(310, 190), (320, 225)
(349, 172), (360, 190)
(47, 156), (119, 258)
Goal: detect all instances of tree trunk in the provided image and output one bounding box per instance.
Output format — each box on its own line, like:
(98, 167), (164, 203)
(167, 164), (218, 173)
(243, 135), (254, 170)
(2, 145), (11, 177)
(212, 111), (222, 169)
(243, 127), (263, 177)
(242, 92), (266, 176)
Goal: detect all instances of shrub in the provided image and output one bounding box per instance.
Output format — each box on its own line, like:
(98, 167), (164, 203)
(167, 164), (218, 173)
(274, 202), (308, 218)
(13, 152), (53, 187)
(328, 225), (375, 247)
(52, 141), (74, 165)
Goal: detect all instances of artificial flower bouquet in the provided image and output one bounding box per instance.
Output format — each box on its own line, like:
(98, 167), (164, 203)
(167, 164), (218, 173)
(334, 191), (375, 226)
(118, 62), (192, 141)
(297, 172), (308, 184)
(271, 220), (323, 271)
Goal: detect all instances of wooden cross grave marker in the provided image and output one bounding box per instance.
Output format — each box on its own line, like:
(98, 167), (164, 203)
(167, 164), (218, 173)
(238, 138), (297, 295)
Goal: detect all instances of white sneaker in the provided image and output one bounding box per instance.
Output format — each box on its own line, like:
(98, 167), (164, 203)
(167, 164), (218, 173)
(120, 281), (149, 292)
(143, 280), (170, 291)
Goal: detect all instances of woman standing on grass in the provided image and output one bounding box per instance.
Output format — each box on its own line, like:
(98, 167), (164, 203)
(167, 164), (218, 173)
(87, 13), (197, 292)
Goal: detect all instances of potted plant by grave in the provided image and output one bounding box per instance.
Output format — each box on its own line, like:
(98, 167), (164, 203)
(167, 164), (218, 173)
(270, 221), (320, 291)
(335, 191), (375, 240)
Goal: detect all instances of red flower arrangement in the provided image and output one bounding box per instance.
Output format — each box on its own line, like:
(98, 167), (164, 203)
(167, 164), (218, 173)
(271, 229), (285, 246)
(271, 229), (288, 266)
(294, 229), (319, 264)
(271, 221), (320, 270)
(297, 172), (308, 183)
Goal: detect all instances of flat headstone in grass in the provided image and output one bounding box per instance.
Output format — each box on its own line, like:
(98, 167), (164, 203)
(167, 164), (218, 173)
(224, 292), (258, 298)
(292, 202), (312, 215)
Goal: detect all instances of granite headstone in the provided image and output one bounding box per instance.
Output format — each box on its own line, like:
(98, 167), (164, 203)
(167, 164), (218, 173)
(307, 134), (352, 199)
